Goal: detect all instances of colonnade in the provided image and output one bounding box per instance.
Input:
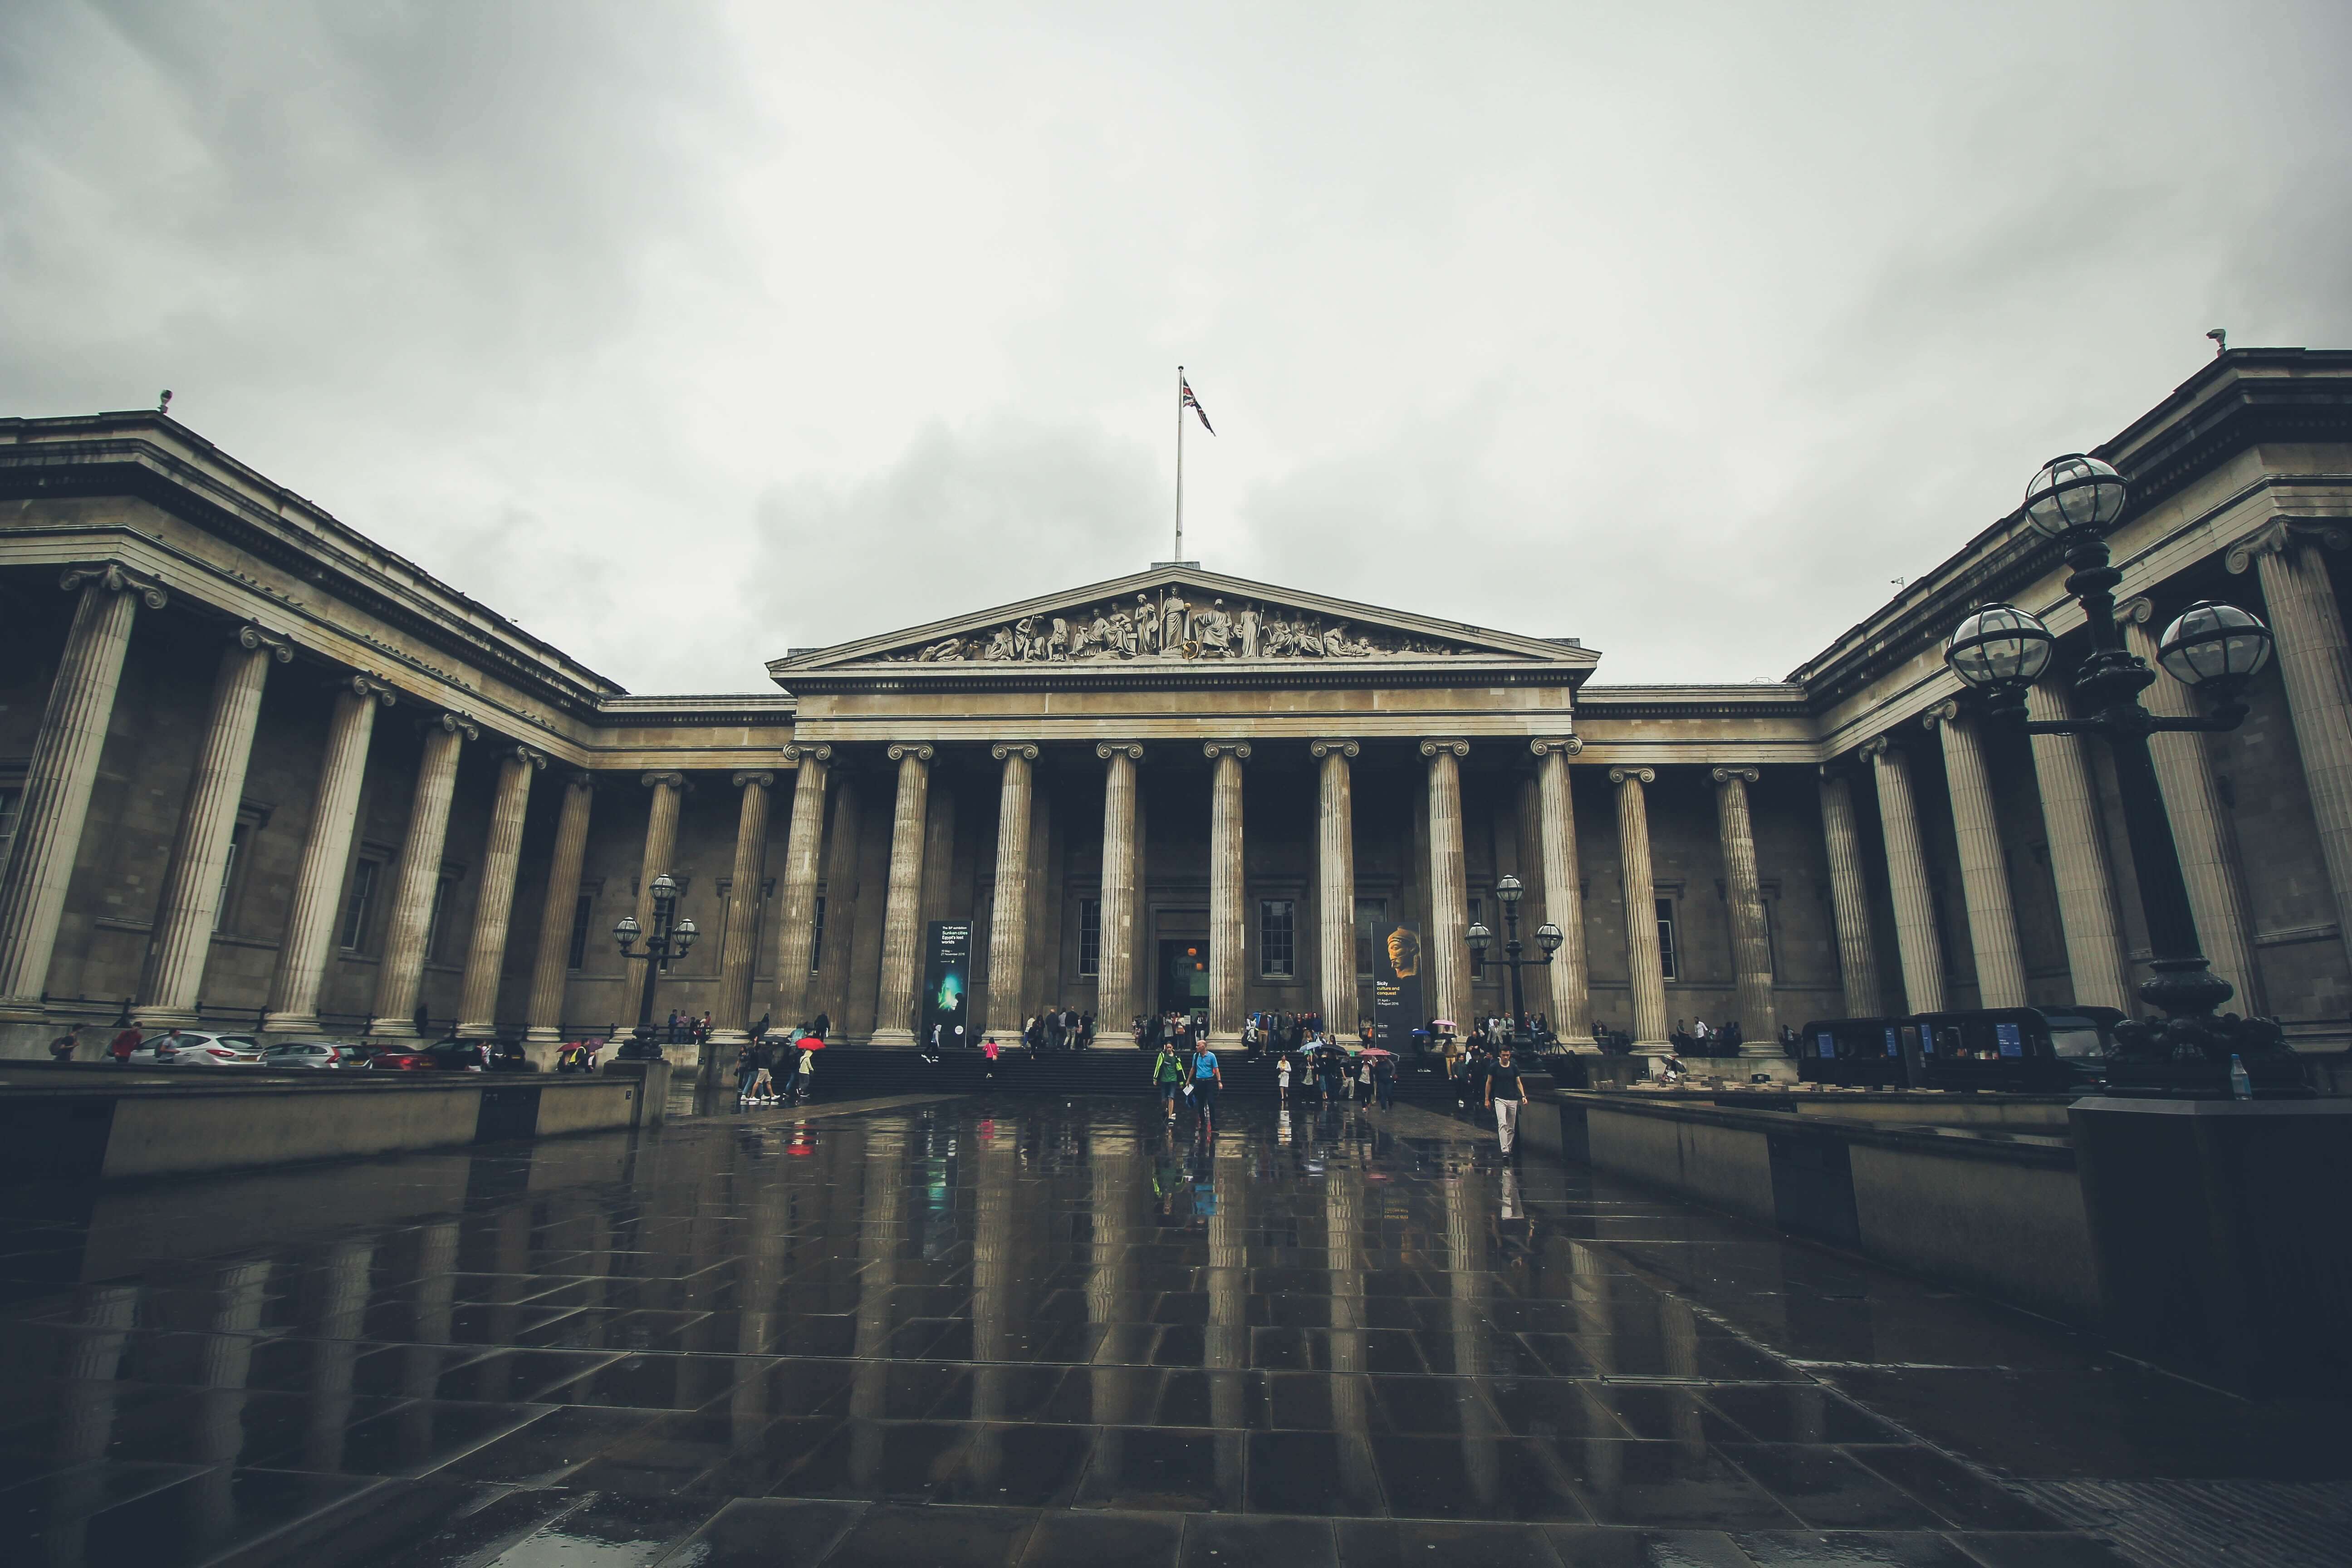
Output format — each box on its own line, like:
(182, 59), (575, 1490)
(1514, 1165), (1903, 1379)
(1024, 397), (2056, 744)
(1828, 520), (2352, 1019)
(750, 733), (1797, 1057)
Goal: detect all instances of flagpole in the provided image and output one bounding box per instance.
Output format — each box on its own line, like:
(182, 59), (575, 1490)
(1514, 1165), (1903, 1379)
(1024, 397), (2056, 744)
(1174, 364), (1185, 564)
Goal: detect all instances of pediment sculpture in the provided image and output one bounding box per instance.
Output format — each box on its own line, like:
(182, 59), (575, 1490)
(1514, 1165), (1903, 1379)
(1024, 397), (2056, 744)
(882, 590), (1473, 665)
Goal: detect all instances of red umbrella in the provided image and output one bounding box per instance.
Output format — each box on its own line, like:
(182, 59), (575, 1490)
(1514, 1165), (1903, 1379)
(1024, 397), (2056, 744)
(1357, 1048), (1396, 1059)
(795, 1033), (826, 1050)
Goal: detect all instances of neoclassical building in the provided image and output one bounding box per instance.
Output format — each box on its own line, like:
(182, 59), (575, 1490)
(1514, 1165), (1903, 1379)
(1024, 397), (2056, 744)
(3, 348), (2348, 1064)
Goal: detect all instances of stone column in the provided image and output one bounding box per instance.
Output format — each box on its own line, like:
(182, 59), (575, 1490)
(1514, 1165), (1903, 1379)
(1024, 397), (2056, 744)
(265, 676), (397, 1033)
(522, 772), (596, 1044)
(624, 770), (687, 1032)
(2024, 682), (2130, 1011)
(369, 714), (477, 1036)
(1609, 767), (1669, 1054)
(1710, 766), (1779, 1054)
(1925, 700), (2027, 1009)
(1421, 739), (1472, 1034)
(813, 767), (864, 1028)
(1530, 739), (1593, 1047)
(1096, 744), (1144, 1034)
(985, 744), (1039, 1040)
(2229, 519), (2352, 979)
(1862, 735), (1945, 1014)
(453, 745), (544, 1037)
(1311, 740), (1359, 1034)
(706, 770), (773, 1052)
(133, 626), (293, 1026)
(2119, 598), (2262, 1009)
(0, 564), (167, 1019)
(870, 744), (933, 1047)
(1205, 741), (1250, 1049)
(765, 744), (830, 1032)
(1815, 766), (1882, 1019)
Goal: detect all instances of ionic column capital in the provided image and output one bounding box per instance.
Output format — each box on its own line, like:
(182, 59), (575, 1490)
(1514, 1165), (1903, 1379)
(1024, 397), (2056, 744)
(423, 710), (480, 741)
(641, 769), (688, 790)
(731, 769), (775, 789)
(561, 769), (596, 794)
(782, 742), (832, 764)
(1529, 736), (1583, 758)
(1418, 738), (1470, 758)
(1607, 766), (1655, 786)
(1096, 741), (1145, 762)
(2224, 517), (2352, 575)
(506, 744), (549, 771)
(1710, 765), (1761, 785)
(1921, 698), (1963, 730)
(991, 742), (1040, 762)
(887, 742), (935, 764)
(1308, 739), (1359, 760)
(1859, 733), (1900, 762)
(1203, 740), (1251, 761)
(58, 561), (168, 608)
(2117, 594), (2160, 627)
(343, 673), (398, 706)
(233, 624), (295, 663)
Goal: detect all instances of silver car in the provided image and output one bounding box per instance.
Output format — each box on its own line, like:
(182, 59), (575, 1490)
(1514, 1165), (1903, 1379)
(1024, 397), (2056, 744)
(127, 1032), (266, 1067)
(260, 1039), (360, 1069)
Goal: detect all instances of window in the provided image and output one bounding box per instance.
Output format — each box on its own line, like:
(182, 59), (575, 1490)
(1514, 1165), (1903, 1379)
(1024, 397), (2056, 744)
(1655, 897), (1679, 981)
(566, 892), (594, 970)
(339, 860), (382, 951)
(1077, 898), (1102, 978)
(0, 785), (20, 886)
(809, 894), (827, 974)
(1353, 897), (1387, 975)
(424, 875), (458, 963)
(213, 822), (249, 932)
(1259, 899), (1296, 978)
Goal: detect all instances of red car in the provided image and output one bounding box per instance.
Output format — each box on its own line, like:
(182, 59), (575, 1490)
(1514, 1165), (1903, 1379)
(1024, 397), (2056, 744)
(358, 1039), (483, 1073)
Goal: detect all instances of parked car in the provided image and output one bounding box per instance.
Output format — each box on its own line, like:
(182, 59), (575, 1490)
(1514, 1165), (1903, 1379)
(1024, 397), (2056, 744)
(359, 1038), (482, 1073)
(356, 1038), (537, 1073)
(127, 1032), (265, 1067)
(259, 1039), (363, 1069)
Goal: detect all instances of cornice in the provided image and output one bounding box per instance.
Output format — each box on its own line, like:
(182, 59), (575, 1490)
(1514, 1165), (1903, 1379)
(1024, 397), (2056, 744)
(0, 434), (627, 714)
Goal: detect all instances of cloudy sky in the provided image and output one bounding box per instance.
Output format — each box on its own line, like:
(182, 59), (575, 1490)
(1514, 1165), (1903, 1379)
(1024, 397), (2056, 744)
(5, 2), (2347, 693)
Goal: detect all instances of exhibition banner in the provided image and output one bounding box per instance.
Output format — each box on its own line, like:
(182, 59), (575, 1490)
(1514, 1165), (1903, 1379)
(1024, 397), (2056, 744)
(923, 921), (972, 1049)
(1372, 919), (1425, 1050)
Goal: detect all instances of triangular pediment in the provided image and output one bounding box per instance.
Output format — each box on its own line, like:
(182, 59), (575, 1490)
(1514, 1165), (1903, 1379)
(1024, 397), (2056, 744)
(767, 566), (1597, 679)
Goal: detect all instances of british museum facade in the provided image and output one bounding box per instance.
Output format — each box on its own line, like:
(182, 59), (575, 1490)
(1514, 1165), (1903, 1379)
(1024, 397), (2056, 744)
(1, 348), (2348, 1065)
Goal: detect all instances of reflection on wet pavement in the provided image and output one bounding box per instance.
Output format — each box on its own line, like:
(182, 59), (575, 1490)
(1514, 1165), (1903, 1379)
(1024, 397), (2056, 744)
(1, 1093), (2346, 1567)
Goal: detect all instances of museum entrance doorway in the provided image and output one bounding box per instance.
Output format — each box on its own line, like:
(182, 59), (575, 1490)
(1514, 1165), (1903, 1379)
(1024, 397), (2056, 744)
(1157, 938), (1210, 1027)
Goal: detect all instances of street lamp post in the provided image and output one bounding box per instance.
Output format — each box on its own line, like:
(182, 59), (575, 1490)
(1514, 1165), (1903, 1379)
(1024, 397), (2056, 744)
(1942, 454), (2299, 1097)
(1464, 874), (1565, 1051)
(612, 872), (699, 1062)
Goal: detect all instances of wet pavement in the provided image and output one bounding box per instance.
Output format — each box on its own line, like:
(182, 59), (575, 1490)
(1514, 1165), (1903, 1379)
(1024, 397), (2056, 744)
(1, 1092), (2347, 1568)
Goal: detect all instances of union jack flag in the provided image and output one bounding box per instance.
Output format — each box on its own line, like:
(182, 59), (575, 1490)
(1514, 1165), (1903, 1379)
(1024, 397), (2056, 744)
(1181, 374), (1215, 436)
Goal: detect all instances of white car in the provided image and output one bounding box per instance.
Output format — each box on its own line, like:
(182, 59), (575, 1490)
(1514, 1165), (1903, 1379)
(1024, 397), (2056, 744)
(127, 1032), (266, 1067)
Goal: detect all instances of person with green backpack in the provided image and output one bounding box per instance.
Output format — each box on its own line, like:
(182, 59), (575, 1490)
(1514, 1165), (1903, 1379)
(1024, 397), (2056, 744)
(1152, 1041), (1186, 1122)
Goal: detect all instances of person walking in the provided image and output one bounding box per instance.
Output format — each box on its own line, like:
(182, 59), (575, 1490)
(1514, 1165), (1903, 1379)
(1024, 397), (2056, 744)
(1153, 1041), (1186, 1121)
(1373, 1051), (1396, 1110)
(1189, 1042), (1223, 1131)
(984, 1035), (1000, 1079)
(49, 1026), (81, 1063)
(1488, 1044), (1526, 1157)
(109, 1023), (142, 1065)
(746, 1045), (776, 1105)
(1276, 1051), (1292, 1103)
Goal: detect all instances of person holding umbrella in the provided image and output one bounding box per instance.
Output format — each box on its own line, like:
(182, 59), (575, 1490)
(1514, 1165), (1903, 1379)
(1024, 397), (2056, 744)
(1367, 1048), (1397, 1110)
